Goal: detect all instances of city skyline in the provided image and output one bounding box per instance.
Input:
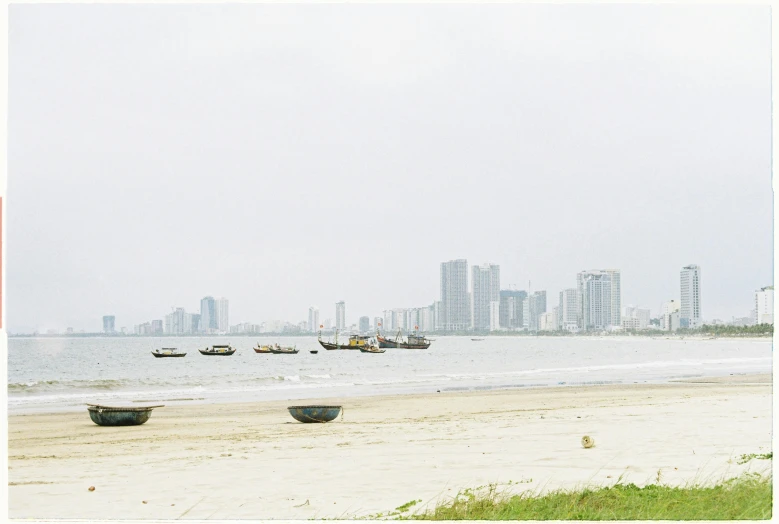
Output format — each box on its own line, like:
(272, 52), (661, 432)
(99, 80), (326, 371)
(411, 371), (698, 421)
(8, 4), (772, 333)
(21, 260), (772, 336)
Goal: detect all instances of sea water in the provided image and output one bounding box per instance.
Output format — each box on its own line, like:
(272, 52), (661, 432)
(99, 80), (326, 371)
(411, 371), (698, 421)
(7, 336), (772, 413)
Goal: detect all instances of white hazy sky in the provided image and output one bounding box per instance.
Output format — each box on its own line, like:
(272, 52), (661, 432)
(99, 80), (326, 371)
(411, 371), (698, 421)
(9, 4), (773, 332)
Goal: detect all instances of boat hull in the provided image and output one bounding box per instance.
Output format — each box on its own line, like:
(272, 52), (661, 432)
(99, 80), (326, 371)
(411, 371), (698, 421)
(287, 405), (342, 423)
(254, 347), (273, 353)
(269, 349), (299, 354)
(376, 335), (430, 349)
(87, 406), (158, 426)
(318, 339), (359, 350)
(199, 348), (236, 356)
(151, 352), (186, 358)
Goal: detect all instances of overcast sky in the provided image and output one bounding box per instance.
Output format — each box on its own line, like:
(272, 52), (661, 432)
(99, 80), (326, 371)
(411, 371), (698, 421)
(9, 4), (773, 332)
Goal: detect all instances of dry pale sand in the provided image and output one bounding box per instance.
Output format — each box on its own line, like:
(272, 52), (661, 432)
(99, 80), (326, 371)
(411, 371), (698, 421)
(7, 376), (773, 520)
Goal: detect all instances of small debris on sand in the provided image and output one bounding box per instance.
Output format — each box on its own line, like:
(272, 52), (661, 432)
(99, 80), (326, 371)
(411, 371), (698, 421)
(88, 486), (95, 492)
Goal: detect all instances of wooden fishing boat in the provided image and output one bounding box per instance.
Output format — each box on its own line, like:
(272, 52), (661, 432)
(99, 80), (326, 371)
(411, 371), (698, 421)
(359, 345), (386, 354)
(318, 330), (371, 350)
(310, 350), (319, 354)
(287, 405), (342, 423)
(269, 344), (299, 354)
(199, 345), (236, 356)
(87, 404), (164, 426)
(254, 345), (273, 353)
(377, 329), (431, 349)
(151, 348), (186, 358)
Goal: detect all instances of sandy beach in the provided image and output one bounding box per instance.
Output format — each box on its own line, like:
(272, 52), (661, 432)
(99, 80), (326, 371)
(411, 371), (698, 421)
(8, 375), (773, 520)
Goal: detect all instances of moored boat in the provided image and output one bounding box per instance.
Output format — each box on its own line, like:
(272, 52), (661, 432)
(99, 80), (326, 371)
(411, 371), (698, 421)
(318, 330), (371, 350)
(269, 344), (299, 354)
(359, 344), (386, 354)
(377, 329), (431, 349)
(151, 348), (186, 358)
(199, 345), (236, 356)
(254, 345), (273, 353)
(87, 404), (164, 426)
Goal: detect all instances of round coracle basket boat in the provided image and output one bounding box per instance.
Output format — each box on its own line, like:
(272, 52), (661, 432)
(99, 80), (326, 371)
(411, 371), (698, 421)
(287, 405), (342, 423)
(87, 404), (163, 426)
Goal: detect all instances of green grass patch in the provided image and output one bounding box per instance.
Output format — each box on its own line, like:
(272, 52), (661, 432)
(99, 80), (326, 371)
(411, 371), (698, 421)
(412, 474), (772, 520)
(737, 452), (773, 465)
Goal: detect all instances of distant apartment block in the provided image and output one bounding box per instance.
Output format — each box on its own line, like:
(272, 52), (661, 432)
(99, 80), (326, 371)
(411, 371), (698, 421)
(102, 315), (116, 334)
(499, 290), (527, 330)
(604, 269), (622, 328)
(577, 271), (612, 331)
(559, 289), (580, 332)
(164, 308), (192, 335)
(622, 306), (651, 330)
(471, 263), (500, 330)
(200, 296), (216, 333)
(359, 316), (370, 333)
(335, 301), (346, 331)
(528, 291), (547, 331)
(373, 316), (383, 332)
(440, 259), (470, 331)
(680, 265), (701, 328)
(308, 306), (320, 332)
(754, 286), (774, 325)
(538, 310), (557, 332)
(661, 300), (680, 331)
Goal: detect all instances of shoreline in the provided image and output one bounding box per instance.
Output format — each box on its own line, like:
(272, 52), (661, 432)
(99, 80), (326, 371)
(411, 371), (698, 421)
(8, 369), (771, 416)
(8, 374), (773, 520)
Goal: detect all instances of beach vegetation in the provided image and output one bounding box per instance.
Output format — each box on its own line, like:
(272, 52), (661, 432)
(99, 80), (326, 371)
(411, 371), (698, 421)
(410, 473), (772, 520)
(737, 452), (773, 465)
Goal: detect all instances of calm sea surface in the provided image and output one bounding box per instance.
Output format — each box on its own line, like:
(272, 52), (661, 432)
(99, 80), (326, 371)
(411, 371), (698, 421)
(7, 336), (773, 413)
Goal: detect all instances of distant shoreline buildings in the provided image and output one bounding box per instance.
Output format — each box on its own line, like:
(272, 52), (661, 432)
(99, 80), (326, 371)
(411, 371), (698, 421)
(27, 262), (772, 336)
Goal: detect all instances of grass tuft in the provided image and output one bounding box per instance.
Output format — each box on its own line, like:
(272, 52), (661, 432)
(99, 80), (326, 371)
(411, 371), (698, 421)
(412, 473), (772, 520)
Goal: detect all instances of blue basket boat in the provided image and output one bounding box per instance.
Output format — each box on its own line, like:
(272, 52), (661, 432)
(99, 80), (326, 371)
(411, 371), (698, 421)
(287, 405), (342, 423)
(87, 404), (164, 426)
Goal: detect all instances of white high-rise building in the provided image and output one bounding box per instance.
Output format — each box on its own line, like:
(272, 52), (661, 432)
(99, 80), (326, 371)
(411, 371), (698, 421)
(440, 259), (470, 331)
(522, 297), (530, 329)
(680, 265), (701, 328)
(308, 307), (320, 332)
(335, 301), (346, 331)
(604, 269), (622, 328)
(559, 288), (580, 332)
(471, 263), (500, 331)
(215, 298), (229, 333)
(755, 286), (774, 325)
(164, 307), (192, 335)
(577, 271), (612, 331)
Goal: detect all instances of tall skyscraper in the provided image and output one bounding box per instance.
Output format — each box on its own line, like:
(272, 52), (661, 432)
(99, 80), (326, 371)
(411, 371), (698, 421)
(200, 296), (216, 333)
(604, 269), (622, 328)
(754, 286), (773, 325)
(680, 265), (701, 328)
(308, 307), (320, 332)
(359, 316), (370, 333)
(578, 271), (612, 330)
(499, 290), (527, 330)
(374, 316), (383, 332)
(215, 298), (229, 333)
(471, 263), (500, 330)
(190, 314), (201, 333)
(440, 259), (470, 331)
(102, 315), (115, 334)
(528, 291), (547, 331)
(559, 288), (580, 332)
(335, 301), (346, 330)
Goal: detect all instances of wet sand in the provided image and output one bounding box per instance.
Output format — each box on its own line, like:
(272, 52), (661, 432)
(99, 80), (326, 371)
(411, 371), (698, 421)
(8, 375), (773, 519)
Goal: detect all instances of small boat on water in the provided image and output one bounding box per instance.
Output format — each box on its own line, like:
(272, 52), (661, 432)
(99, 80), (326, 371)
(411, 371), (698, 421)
(151, 348), (186, 358)
(254, 345), (273, 353)
(310, 350), (319, 354)
(377, 329), (431, 349)
(318, 330), (371, 350)
(269, 344), (299, 354)
(199, 345), (236, 356)
(471, 338), (485, 341)
(359, 344), (386, 354)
